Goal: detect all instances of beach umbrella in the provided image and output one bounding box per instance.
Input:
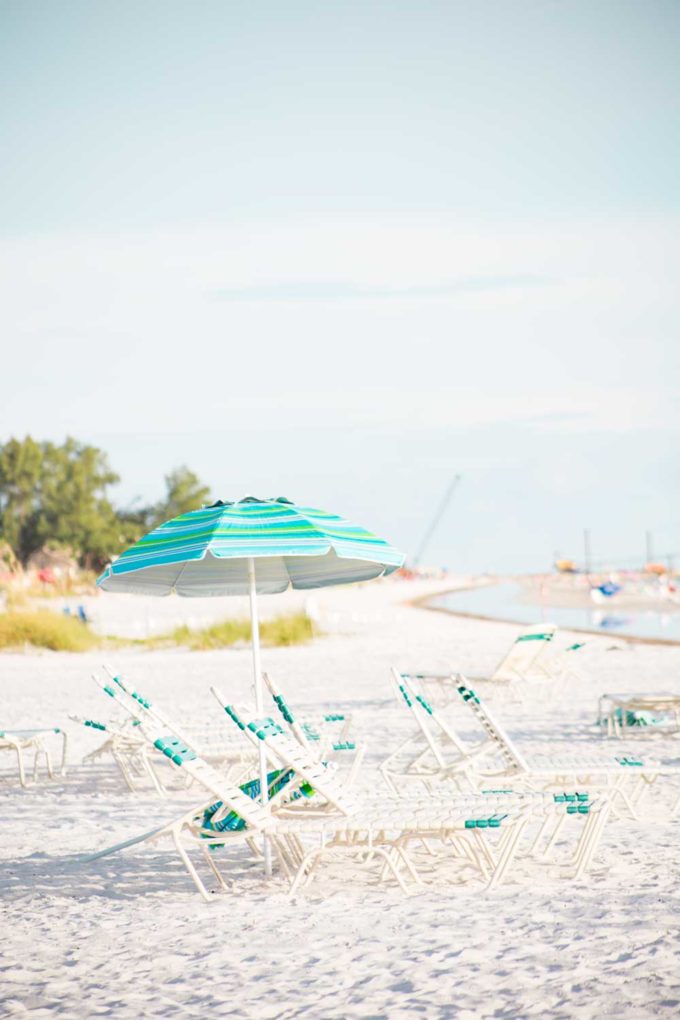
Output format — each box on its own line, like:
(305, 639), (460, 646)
(97, 495), (405, 873)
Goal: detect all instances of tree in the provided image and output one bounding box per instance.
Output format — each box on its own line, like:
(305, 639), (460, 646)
(0, 436), (44, 562)
(36, 438), (122, 570)
(0, 438), (212, 569)
(0, 436), (122, 569)
(152, 466), (211, 527)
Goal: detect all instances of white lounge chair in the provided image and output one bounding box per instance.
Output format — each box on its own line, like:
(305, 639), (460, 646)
(82, 670), (606, 898)
(381, 670), (610, 877)
(84, 672), (506, 895)
(0, 726), (68, 788)
(70, 714), (169, 796)
(454, 678), (680, 819)
(83, 673), (310, 900)
(211, 687), (538, 893)
(380, 668), (495, 793)
(413, 623), (560, 705)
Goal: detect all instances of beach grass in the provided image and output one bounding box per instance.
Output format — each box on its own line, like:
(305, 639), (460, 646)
(166, 612), (315, 650)
(0, 608), (317, 652)
(0, 610), (100, 652)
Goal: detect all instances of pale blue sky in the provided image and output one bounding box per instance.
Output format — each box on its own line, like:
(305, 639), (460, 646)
(1, 1), (678, 571)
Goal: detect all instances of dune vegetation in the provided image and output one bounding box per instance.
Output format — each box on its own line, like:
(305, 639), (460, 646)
(167, 611), (315, 650)
(0, 611), (100, 652)
(0, 609), (316, 652)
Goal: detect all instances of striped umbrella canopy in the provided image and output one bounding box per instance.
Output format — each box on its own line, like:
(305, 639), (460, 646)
(97, 496), (404, 596)
(97, 496), (404, 876)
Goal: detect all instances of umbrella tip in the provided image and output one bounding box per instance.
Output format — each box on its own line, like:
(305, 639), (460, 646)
(204, 495), (294, 507)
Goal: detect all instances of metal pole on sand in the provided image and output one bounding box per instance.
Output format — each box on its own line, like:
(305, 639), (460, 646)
(248, 556), (272, 877)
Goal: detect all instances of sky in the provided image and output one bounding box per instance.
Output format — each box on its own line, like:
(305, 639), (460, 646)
(1, 1), (678, 573)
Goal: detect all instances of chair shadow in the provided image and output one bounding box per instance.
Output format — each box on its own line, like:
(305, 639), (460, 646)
(0, 841), (263, 903)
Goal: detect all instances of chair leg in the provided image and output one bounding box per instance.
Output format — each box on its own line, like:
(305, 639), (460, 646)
(112, 749), (140, 792)
(540, 814), (567, 861)
(58, 731), (69, 775)
(142, 755), (167, 798)
(200, 844), (232, 892)
(15, 743), (28, 788)
(289, 846), (325, 895)
(37, 746), (54, 781)
(487, 818), (527, 890)
(171, 826), (212, 903)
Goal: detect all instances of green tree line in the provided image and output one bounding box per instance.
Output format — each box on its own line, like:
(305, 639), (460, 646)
(0, 436), (211, 570)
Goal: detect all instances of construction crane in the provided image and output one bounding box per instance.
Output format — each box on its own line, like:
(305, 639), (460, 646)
(413, 473), (462, 568)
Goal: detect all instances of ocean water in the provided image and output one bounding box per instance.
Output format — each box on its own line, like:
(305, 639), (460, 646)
(430, 580), (680, 642)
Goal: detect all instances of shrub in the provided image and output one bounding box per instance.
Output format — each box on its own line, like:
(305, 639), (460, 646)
(169, 612), (315, 650)
(0, 611), (99, 652)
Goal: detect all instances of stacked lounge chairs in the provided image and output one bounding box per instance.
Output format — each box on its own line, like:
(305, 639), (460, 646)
(80, 668), (610, 899)
(386, 669), (680, 820)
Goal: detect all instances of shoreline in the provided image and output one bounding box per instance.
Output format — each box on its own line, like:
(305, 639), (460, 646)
(408, 580), (680, 648)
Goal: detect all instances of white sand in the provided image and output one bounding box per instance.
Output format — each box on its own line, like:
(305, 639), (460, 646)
(2, 579), (680, 1018)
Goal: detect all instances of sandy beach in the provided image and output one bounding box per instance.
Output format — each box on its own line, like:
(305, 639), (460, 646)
(2, 578), (680, 1018)
(3, 2), (678, 1016)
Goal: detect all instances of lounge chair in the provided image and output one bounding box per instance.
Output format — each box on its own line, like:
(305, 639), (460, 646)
(83, 674), (303, 900)
(262, 671), (361, 778)
(212, 687), (609, 892)
(213, 688), (538, 892)
(86, 672), (533, 896)
(0, 726), (68, 788)
(380, 668), (495, 793)
(69, 714), (167, 796)
(454, 678), (680, 819)
(412, 623), (561, 705)
(100, 665), (259, 780)
(381, 670), (610, 877)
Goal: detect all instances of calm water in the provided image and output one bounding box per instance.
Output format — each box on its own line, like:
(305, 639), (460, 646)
(430, 581), (680, 642)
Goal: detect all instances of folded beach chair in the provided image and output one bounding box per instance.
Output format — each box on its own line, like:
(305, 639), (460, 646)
(262, 672), (361, 775)
(100, 665), (259, 779)
(85, 671), (515, 895)
(213, 687), (613, 892)
(69, 714), (168, 796)
(212, 687), (542, 892)
(414, 623), (560, 705)
(381, 670), (610, 876)
(380, 668), (496, 793)
(85, 666), (608, 897)
(454, 678), (680, 819)
(0, 726), (68, 788)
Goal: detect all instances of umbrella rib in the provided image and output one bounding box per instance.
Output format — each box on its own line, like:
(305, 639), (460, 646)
(172, 558), (191, 593)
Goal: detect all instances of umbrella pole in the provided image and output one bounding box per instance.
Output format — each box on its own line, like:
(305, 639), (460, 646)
(248, 556), (272, 877)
